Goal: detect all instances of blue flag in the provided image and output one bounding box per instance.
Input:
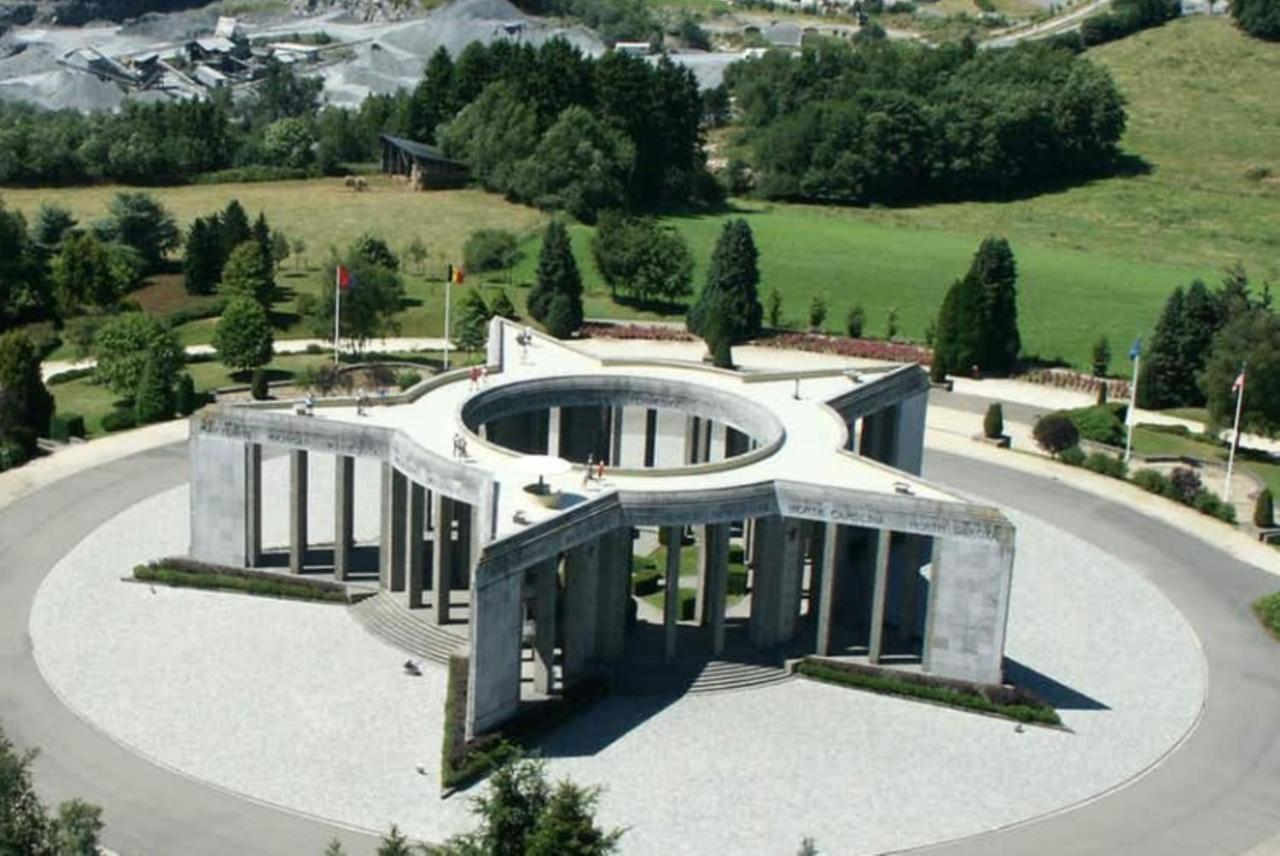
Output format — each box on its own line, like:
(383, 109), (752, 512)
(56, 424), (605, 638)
(1129, 338), (1142, 360)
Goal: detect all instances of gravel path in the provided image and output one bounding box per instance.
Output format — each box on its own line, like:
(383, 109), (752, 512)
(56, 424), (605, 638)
(29, 453), (1204, 853)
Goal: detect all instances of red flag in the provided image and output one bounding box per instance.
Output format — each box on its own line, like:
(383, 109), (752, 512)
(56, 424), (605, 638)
(454, 266), (465, 284)
(1232, 368), (1246, 392)
(336, 265), (354, 292)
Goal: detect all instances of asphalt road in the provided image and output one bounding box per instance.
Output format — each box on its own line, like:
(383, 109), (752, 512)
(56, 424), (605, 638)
(1, 442), (1277, 855)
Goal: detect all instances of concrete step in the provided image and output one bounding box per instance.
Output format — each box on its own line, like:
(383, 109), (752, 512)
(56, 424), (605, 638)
(349, 592), (465, 664)
(616, 657), (793, 696)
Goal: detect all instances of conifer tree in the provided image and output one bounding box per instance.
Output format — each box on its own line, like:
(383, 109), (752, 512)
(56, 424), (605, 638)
(688, 218), (762, 342)
(183, 216), (223, 295)
(455, 289), (492, 351)
(134, 348), (175, 424)
(528, 220), (583, 337)
(969, 237), (1020, 373)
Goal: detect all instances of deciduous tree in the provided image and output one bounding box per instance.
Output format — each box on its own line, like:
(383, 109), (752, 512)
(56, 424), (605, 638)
(214, 297), (275, 373)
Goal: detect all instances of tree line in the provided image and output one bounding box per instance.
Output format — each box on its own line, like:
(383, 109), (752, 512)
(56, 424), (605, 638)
(724, 39), (1127, 205)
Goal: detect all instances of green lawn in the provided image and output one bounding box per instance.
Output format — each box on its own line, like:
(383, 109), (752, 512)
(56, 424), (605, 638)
(1131, 425), (1280, 497)
(13, 20), (1278, 372)
(633, 542), (748, 612)
(51, 351), (338, 436)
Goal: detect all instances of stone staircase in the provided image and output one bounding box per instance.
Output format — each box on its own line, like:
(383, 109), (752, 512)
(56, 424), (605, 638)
(615, 656), (794, 696)
(348, 592), (466, 665)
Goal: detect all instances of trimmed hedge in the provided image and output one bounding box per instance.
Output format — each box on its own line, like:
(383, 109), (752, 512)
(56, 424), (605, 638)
(133, 559), (349, 603)
(46, 367), (95, 385)
(441, 654), (609, 791)
(1130, 467), (1236, 524)
(1254, 592), (1280, 641)
(1062, 403), (1126, 446)
(101, 408), (137, 432)
(48, 412), (86, 441)
(795, 658), (1060, 725)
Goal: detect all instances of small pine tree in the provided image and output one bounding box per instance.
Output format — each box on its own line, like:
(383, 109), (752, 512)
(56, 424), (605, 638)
(490, 289), (519, 321)
(213, 296), (275, 374)
(528, 220), (582, 327)
(766, 288), (783, 328)
(1096, 381), (1109, 406)
(251, 367), (269, 401)
(1091, 335), (1111, 378)
(134, 350), (174, 424)
(886, 306), (899, 339)
(175, 374), (197, 416)
(1254, 488), (1275, 529)
(808, 294), (828, 331)
(846, 304), (865, 338)
(455, 289), (492, 351)
(688, 218), (762, 342)
(544, 292), (579, 340)
(183, 215), (223, 296)
(929, 352), (948, 384)
(376, 825), (414, 856)
(526, 781), (623, 856)
(703, 298), (734, 369)
(983, 402), (1004, 439)
(322, 839), (346, 856)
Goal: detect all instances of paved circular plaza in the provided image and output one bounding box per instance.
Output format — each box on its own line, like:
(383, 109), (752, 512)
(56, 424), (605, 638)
(29, 447), (1205, 853)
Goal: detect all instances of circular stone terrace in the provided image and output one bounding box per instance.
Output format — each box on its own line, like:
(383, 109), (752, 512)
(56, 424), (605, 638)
(23, 323), (1210, 854)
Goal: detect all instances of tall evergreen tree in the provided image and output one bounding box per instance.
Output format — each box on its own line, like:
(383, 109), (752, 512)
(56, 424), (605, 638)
(454, 289), (492, 351)
(408, 47), (455, 142)
(526, 781), (623, 856)
(1138, 280), (1223, 409)
(968, 237), (1021, 373)
(0, 331), (54, 447)
(528, 220), (583, 337)
(219, 200), (252, 259)
(687, 218), (762, 342)
(252, 212), (273, 271)
(213, 297), (275, 373)
(221, 240), (276, 308)
(134, 348), (175, 424)
(932, 274), (985, 376)
(183, 216), (223, 295)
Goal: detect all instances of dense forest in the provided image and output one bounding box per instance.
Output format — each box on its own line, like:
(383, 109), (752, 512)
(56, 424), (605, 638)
(725, 39), (1128, 204)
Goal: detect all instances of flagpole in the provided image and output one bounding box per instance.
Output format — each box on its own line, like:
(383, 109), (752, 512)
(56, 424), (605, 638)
(1124, 350), (1140, 464)
(1225, 362), (1246, 502)
(443, 267), (452, 371)
(333, 266), (341, 365)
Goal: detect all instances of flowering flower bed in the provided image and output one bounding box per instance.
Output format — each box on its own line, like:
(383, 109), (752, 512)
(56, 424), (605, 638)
(752, 332), (933, 365)
(579, 323), (696, 342)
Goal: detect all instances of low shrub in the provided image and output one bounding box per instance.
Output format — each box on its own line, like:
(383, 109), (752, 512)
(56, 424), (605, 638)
(1255, 489), (1275, 529)
(133, 561), (349, 602)
(1169, 466), (1203, 504)
(251, 368), (269, 401)
(1140, 422), (1191, 437)
(1083, 451), (1127, 479)
(1254, 592), (1280, 640)
(1058, 445), (1086, 467)
(45, 367), (95, 385)
(164, 298), (226, 328)
(794, 658), (1060, 725)
(47, 412), (86, 442)
(193, 165), (318, 184)
(1033, 412), (1080, 456)
(632, 568), (661, 596)
(305, 343), (325, 355)
(1131, 468), (1170, 495)
(101, 408), (137, 432)
(175, 374), (198, 416)
(0, 439), (31, 472)
(983, 403), (1004, 439)
(1193, 490), (1237, 523)
(396, 369), (423, 391)
(1064, 404), (1125, 446)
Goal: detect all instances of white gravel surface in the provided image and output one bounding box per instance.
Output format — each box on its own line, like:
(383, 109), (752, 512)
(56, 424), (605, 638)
(30, 456), (1205, 853)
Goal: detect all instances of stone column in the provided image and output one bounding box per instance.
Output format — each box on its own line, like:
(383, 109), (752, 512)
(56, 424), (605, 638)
(246, 442), (262, 565)
(684, 416), (701, 464)
(694, 526), (711, 627)
(432, 494), (455, 625)
(893, 390), (928, 475)
(379, 467), (407, 592)
(815, 523), (840, 656)
(466, 570), (523, 738)
(189, 432), (250, 567)
(868, 529), (892, 664)
(708, 421), (727, 463)
(532, 558), (558, 695)
(894, 534), (930, 643)
(594, 529), (628, 664)
(452, 501), (473, 590)
(703, 523), (729, 655)
(663, 526), (682, 660)
(609, 406), (624, 467)
(749, 516), (804, 649)
(923, 535), (1014, 685)
(333, 455), (354, 582)
(547, 407), (562, 456)
(562, 538), (600, 683)
(643, 408), (658, 468)
(289, 449), (308, 574)
(407, 482), (427, 608)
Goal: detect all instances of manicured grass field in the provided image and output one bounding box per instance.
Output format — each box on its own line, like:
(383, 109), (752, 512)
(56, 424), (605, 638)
(10, 19), (1276, 371)
(1131, 425), (1280, 497)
